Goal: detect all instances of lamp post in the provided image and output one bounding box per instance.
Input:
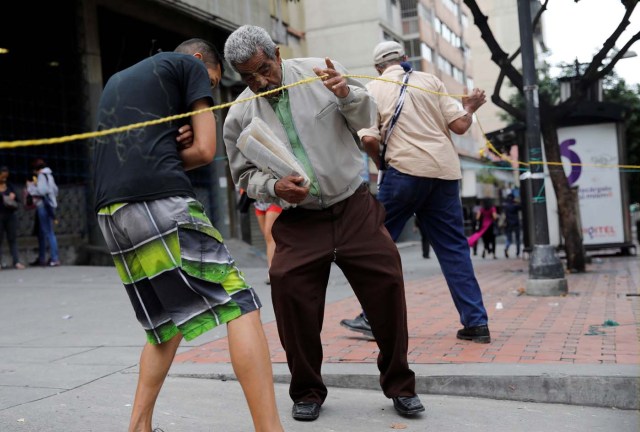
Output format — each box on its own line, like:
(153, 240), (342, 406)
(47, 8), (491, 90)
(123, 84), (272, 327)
(517, 0), (568, 295)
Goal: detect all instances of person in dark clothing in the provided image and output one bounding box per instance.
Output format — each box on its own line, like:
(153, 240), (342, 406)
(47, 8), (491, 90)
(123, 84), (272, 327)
(0, 166), (25, 269)
(93, 38), (283, 432)
(503, 193), (522, 258)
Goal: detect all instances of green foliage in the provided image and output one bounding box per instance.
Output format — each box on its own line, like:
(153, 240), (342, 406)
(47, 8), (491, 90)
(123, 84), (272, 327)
(476, 169), (497, 184)
(604, 76), (640, 203)
(498, 60), (559, 122)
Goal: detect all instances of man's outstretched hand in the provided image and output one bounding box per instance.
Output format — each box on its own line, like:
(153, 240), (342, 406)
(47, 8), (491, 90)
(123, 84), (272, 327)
(313, 58), (350, 99)
(275, 175), (309, 204)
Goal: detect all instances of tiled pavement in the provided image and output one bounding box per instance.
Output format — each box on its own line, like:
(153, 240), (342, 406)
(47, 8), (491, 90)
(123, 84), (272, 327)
(175, 255), (639, 367)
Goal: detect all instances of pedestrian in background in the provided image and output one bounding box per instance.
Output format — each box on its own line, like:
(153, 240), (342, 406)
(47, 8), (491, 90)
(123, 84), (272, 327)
(26, 158), (60, 267)
(469, 198), (498, 259)
(503, 193), (522, 258)
(340, 41), (491, 345)
(0, 166), (25, 270)
(223, 25), (423, 421)
(93, 37), (283, 432)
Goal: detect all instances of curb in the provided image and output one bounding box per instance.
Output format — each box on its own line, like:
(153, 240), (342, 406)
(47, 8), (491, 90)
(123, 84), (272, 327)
(168, 363), (640, 411)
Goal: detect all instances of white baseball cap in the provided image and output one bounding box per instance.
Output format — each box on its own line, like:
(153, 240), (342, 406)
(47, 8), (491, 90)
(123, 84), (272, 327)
(373, 41), (405, 64)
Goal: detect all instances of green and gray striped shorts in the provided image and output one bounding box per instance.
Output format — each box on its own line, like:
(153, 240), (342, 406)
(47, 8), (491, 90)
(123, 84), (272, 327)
(97, 196), (261, 345)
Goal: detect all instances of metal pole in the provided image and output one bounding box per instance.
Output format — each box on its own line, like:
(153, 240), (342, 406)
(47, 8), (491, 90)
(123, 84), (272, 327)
(517, 0), (567, 295)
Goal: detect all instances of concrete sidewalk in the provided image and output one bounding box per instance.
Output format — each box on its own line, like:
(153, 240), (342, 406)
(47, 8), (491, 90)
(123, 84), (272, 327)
(174, 244), (640, 410)
(0, 239), (638, 431)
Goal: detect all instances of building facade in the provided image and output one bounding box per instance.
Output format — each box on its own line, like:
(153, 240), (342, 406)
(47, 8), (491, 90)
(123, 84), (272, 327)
(0, 0), (305, 264)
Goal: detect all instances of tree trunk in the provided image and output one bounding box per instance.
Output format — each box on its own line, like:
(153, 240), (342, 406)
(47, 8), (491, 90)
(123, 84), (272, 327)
(540, 122), (586, 272)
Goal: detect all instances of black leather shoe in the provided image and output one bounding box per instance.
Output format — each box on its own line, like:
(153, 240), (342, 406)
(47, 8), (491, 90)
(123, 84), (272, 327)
(457, 324), (491, 343)
(339, 313), (373, 338)
(392, 395), (425, 415)
(292, 401), (321, 421)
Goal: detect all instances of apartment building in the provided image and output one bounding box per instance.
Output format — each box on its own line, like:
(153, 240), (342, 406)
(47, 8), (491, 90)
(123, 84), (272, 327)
(400, 0), (473, 97)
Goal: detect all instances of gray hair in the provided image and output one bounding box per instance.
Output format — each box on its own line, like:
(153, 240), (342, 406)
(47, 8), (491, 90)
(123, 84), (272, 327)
(224, 25), (277, 70)
(376, 59), (402, 70)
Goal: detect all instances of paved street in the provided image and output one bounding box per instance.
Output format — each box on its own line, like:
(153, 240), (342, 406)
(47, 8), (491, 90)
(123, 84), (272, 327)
(0, 239), (638, 431)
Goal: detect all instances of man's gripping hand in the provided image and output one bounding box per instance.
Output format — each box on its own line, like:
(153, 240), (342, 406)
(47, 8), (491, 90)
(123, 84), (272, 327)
(275, 175), (309, 204)
(176, 124), (194, 151)
(462, 88), (487, 115)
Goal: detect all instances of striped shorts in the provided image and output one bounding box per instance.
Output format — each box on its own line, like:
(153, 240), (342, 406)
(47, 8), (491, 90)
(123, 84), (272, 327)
(97, 196), (261, 345)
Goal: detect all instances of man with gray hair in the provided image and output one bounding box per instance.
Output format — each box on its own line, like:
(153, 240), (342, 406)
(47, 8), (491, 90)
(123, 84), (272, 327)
(223, 25), (424, 421)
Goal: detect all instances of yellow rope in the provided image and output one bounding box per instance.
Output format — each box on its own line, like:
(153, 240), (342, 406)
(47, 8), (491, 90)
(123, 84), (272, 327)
(346, 74), (468, 98)
(1, 72), (638, 171)
(0, 75), (322, 149)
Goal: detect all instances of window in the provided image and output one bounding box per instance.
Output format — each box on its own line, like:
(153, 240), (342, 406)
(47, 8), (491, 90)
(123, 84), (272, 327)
(460, 44), (471, 60)
(399, 0), (417, 18)
(421, 43), (433, 63)
(436, 55), (453, 76)
(452, 33), (462, 49)
(403, 17), (419, 34)
(404, 38), (422, 71)
(443, 0), (460, 17)
(418, 3), (432, 22)
(408, 59), (422, 71)
(453, 67), (464, 84)
(404, 38), (421, 58)
(441, 24), (452, 42)
(466, 77), (475, 89)
(461, 13), (469, 28)
(433, 17), (462, 49)
(433, 17), (442, 34)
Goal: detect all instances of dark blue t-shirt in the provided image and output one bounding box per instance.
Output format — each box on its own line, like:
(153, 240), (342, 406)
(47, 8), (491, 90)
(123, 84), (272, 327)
(93, 52), (213, 211)
(504, 201), (521, 227)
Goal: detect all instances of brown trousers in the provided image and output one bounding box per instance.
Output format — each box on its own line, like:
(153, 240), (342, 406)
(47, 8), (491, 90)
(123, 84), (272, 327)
(269, 185), (416, 405)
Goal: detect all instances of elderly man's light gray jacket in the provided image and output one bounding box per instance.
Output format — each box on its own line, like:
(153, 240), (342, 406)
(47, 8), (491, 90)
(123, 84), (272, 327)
(223, 57), (376, 209)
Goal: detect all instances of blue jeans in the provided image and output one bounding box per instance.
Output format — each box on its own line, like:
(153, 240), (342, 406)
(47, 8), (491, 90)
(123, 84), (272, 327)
(376, 167), (488, 328)
(504, 224), (521, 256)
(37, 204), (59, 263)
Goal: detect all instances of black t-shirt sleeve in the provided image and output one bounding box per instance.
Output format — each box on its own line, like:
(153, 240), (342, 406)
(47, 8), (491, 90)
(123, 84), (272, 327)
(180, 56), (214, 109)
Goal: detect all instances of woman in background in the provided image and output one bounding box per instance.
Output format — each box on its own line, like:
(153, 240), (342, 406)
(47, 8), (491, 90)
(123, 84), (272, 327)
(26, 159), (60, 267)
(468, 198), (498, 259)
